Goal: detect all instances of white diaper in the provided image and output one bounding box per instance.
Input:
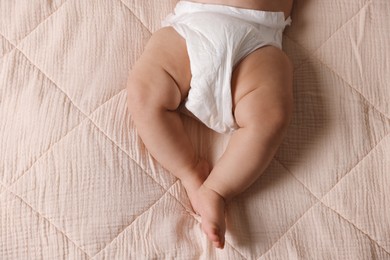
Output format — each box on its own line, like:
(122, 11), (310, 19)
(162, 1), (291, 133)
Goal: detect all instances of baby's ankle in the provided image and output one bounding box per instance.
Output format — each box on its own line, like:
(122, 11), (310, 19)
(180, 174), (199, 189)
(200, 184), (228, 204)
(202, 180), (233, 202)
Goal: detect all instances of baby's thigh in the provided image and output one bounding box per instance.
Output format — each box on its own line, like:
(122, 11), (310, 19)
(136, 27), (192, 99)
(231, 46), (293, 126)
(127, 27), (192, 110)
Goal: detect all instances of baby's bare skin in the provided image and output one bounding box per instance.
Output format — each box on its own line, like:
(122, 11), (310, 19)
(127, 0), (293, 249)
(190, 0), (293, 18)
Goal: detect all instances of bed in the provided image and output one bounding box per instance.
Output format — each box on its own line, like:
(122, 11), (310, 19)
(1, 0), (389, 259)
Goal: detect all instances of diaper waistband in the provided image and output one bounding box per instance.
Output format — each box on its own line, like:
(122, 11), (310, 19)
(170, 1), (292, 29)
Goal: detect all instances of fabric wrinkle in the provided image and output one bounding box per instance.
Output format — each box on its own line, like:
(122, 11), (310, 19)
(162, 1), (291, 133)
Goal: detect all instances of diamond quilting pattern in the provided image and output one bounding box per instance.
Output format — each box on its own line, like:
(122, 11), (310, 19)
(260, 203), (390, 260)
(17, 0), (151, 115)
(89, 91), (177, 190)
(0, 0), (66, 44)
(315, 0), (390, 118)
(275, 58), (390, 198)
(95, 181), (250, 260)
(1, 0), (390, 259)
(226, 161), (317, 259)
(322, 135), (390, 252)
(0, 191), (88, 259)
(94, 182), (202, 259)
(120, 0), (178, 33)
(285, 0), (370, 52)
(283, 35), (313, 70)
(0, 50), (84, 186)
(10, 121), (165, 256)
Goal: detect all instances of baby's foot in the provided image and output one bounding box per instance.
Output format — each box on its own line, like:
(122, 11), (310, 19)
(180, 160), (226, 248)
(192, 185), (226, 249)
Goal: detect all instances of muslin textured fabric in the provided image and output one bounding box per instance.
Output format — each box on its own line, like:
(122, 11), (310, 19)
(1, 0), (390, 259)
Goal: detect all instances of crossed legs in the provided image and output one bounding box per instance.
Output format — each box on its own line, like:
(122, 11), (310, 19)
(127, 28), (293, 249)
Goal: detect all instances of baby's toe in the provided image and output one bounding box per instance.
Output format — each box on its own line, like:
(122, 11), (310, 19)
(212, 229), (225, 249)
(213, 241), (224, 249)
(203, 223), (225, 249)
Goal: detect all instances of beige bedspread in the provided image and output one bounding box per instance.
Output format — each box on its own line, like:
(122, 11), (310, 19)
(1, 0), (390, 259)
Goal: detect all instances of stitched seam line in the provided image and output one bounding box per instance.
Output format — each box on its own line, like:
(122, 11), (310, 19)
(117, 0), (153, 34)
(4, 31), (182, 256)
(0, 0), (69, 48)
(275, 129), (388, 200)
(0, 0), (69, 59)
(14, 43), (177, 255)
(289, 0), (372, 72)
(92, 181), (177, 259)
(4, 22), (216, 256)
(319, 133), (389, 204)
(3, 79), (172, 258)
(1, 29), (126, 118)
(285, 34), (390, 121)
(320, 201), (390, 256)
(276, 155), (390, 257)
(255, 158), (320, 260)
(164, 189), (249, 260)
(102, 6), (249, 255)
(8, 109), (174, 259)
(3, 31), (164, 257)
(88, 117), (173, 191)
(258, 201), (322, 260)
(0, 182), (91, 258)
(1, 33), (126, 190)
(98, 4), (250, 253)
(8, 86), (123, 190)
(89, 115), (247, 258)
(314, 56), (390, 121)
(274, 158), (321, 200)
(221, 237), (248, 259)
(89, 119), (245, 258)
(10, 30), (390, 260)
(308, 0), (372, 55)
(1, 1), (275, 258)
(3, 0), (387, 257)
(8, 117), (88, 188)
(258, 133), (389, 259)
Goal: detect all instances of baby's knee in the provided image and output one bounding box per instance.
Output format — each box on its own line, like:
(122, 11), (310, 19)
(266, 104), (293, 132)
(249, 102), (293, 135)
(126, 70), (181, 119)
(236, 91), (293, 133)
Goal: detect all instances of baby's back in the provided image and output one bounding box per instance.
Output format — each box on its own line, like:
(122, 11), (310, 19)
(188, 0), (293, 18)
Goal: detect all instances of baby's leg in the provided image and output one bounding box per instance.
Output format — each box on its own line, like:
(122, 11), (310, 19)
(196, 46), (293, 248)
(127, 28), (209, 202)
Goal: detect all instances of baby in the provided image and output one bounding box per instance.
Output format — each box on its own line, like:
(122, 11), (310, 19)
(127, 0), (293, 249)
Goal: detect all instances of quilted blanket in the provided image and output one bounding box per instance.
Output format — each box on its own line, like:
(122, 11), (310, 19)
(1, 0), (389, 259)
